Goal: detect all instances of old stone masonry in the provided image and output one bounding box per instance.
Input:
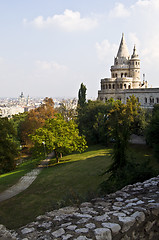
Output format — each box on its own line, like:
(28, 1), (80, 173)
(1, 176), (159, 240)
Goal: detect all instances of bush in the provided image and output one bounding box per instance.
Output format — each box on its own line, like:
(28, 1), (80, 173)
(100, 159), (157, 194)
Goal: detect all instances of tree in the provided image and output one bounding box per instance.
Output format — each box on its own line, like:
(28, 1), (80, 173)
(77, 100), (113, 145)
(107, 95), (141, 172)
(0, 118), (19, 173)
(146, 104), (159, 159)
(78, 83), (87, 108)
(10, 112), (28, 142)
(30, 114), (87, 163)
(20, 97), (56, 148)
(57, 98), (77, 121)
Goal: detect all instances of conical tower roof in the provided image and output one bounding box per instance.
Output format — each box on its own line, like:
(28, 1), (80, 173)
(131, 44), (139, 59)
(116, 33), (129, 59)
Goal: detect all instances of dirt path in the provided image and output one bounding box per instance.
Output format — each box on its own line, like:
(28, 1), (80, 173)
(0, 168), (41, 202)
(0, 152), (54, 202)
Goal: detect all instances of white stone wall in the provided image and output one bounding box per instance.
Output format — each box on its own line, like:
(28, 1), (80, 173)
(2, 175), (159, 240)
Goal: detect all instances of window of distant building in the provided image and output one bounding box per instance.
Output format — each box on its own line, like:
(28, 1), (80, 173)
(156, 98), (159, 103)
(115, 73), (117, 77)
(121, 73), (123, 78)
(105, 97), (107, 101)
(120, 84), (122, 89)
(109, 84), (111, 89)
(125, 73), (127, 77)
(113, 84), (115, 89)
(145, 97), (147, 103)
(124, 84), (126, 89)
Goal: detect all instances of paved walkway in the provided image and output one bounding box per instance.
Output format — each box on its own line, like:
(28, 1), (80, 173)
(0, 169), (41, 202)
(0, 152), (54, 202)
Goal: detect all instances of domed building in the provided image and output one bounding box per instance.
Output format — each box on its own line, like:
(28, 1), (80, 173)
(98, 34), (159, 108)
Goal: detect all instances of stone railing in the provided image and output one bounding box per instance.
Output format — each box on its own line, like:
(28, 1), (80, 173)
(1, 175), (159, 240)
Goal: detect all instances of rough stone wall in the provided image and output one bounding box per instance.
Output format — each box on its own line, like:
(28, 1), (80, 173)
(1, 176), (159, 240)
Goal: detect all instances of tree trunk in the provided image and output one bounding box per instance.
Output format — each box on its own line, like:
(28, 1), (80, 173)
(55, 150), (59, 163)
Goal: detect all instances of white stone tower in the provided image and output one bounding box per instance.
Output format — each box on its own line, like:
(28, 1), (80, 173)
(98, 33), (148, 102)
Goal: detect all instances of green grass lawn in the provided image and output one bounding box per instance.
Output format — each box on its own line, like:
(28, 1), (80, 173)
(0, 156), (42, 193)
(0, 144), (158, 230)
(0, 145), (111, 229)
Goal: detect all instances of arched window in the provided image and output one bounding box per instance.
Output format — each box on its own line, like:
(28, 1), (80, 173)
(125, 73), (127, 77)
(115, 73), (117, 77)
(109, 84), (111, 89)
(120, 84), (122, 89)
(128, 85), (131, 89)
(113, 84), (115, 89)
(145, 97), (147, 103)
(156, 98), (159, 103)
(121, 73), (123, 78)
(124, 84), (126, 89)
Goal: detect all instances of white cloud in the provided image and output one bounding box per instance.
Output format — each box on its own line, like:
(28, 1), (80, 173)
(134, 0), (151, 7)
(109, 3), (130, 18)
(36, 60), (68, 71)
(24, 9), (98, 31)
(128, 32), (140, 48)
(96, 39), (118, 61)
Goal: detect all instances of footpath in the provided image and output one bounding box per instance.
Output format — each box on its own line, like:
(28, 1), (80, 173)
(0, 152), (54, 203)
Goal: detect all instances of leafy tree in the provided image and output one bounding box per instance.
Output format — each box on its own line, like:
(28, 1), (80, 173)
(10, 112), (28, 142)
(78, 83), (87, 108)
(30, 114), (87, 162)
(0, 118), (19, 173)
(20, 97), (56, 148)
(77, 99), (114, 145)
(107, 95), (141, 172)
(146, 104), (159, 159)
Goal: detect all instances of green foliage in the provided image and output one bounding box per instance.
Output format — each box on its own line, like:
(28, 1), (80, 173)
(107, 96), (141, 172)
(9, 112), (28, 142)
(0, 118), (19, 173)
(77, 100), (113, 145)
(20, 97), (56, 148)
(100, 158), (156, 194)
(146, 104), (159, 160)
(78, 83), (87, 108)
(30, 114), (87, 162)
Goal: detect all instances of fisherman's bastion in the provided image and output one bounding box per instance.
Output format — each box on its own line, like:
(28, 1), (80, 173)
(98, 34), (159, 108)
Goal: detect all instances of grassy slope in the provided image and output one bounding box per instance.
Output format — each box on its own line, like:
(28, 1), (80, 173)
(0, 156), (41, 193)
(0, 145), (111, 229)
(0, 145), (158, 230)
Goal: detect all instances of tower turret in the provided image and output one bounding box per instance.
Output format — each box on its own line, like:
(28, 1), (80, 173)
(111, 33), (130, 78)
(129, 45), (140, 86)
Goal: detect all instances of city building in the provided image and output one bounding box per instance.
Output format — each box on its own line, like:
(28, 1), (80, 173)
(98, 34), (159, 108)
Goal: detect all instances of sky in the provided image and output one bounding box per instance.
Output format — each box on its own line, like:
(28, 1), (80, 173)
(0, 0), (159, 99)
